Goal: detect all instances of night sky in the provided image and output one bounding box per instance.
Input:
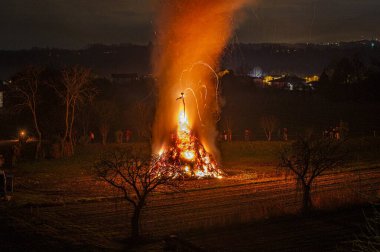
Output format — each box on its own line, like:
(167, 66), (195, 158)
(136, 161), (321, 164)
(0, 0), (379, 50)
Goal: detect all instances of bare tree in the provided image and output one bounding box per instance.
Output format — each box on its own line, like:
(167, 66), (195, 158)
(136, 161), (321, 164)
(93, 100), (118, 145)
(77, 104), (92, 141)
(52, 66), (95, 156)
(279, 135), (346, 212)
(94, 149), (182, 239)
(260, 115), (277, 141)
(223, 116), (233, 142)
(350, 175), (380, 251)
(130, 101), (153, 141)
(11, 66), (45, 159)
(352, 207), (380, 252)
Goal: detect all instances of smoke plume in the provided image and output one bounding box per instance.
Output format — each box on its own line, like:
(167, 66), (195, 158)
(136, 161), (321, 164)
(152, 0), (248, 158)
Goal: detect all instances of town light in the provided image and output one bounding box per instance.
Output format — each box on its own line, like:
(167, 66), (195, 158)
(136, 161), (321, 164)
(18, 130), (27, 143)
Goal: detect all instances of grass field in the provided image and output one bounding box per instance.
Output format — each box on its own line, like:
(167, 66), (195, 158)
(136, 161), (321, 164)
(1, 138), (380, 251)
(3, 138), (380, 211)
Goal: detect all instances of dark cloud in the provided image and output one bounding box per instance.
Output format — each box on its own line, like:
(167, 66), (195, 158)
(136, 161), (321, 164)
(0, 0), (379, 49)
(236, 0), (380, 43)
(0, 0), (155, 49)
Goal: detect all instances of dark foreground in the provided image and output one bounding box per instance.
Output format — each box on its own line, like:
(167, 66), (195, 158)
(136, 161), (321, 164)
(1, 165), (379, 251)
(0, 204), (372, 251)
(0, 141), (379, 251)
(185, 206), (370, 252)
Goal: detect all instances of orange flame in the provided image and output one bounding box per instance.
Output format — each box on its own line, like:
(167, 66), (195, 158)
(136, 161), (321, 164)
(177, 112), (194, 159)
(159, 109), (222, 178)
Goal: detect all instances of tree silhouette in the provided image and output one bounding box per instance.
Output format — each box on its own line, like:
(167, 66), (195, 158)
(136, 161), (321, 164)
(279, 135), (346, 212)
(93, 100), (119, 145)
(260, 115), (277, 141)
(11, 66), (45, 159)
(94, 148), (183, 239)
(51, 66), (95, 156)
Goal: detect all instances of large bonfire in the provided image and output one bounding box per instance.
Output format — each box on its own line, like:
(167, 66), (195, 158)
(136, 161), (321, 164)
(152, 0), (248, 179)
(158, 97), (223, 179)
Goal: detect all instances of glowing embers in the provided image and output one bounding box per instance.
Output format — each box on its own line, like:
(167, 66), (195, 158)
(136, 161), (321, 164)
(159, 112), (222, 179)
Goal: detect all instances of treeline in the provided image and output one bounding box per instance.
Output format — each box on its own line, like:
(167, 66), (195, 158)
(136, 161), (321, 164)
(2, 41), (380, 79)
(218, 55), (380, 140)
(318, 56), (380, 101)
(3, 65), (155, 159)
(0, 43), (152, 79)
(2, 52), (380, 160)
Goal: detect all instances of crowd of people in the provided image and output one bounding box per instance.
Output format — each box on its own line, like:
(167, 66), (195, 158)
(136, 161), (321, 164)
(88, 129), (133, 144)
(323, 127), (341, 140)
(219, 127), (289, 142)
(323, 122), (349, 140)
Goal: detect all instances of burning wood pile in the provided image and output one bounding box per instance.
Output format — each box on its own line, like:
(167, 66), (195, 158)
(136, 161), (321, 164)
(158, 111), (222, 179)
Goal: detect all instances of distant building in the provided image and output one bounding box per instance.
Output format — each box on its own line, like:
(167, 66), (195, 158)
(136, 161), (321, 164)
(305, 75), (320, 90)
(251, 77), (264, 86)
(268, 75), (307, 91)
(263, 75), (282, 86)
(305, 75), (319, 83)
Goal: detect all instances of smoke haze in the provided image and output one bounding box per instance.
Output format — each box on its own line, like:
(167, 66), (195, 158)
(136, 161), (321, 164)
(152, 0), (248, 158)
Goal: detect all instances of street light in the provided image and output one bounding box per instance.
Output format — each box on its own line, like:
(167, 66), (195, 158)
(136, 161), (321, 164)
(18, 130), (27, 143)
